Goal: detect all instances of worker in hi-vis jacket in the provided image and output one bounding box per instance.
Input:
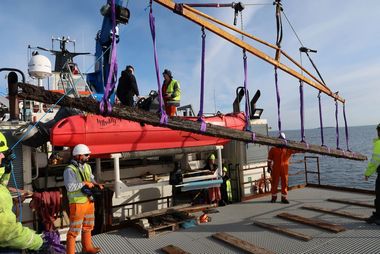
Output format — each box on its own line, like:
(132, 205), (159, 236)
(64, 144), (104, 254)
(364, 124), (380, 225)
(0, 133), (44, 253)
(162, 69), (181, 116)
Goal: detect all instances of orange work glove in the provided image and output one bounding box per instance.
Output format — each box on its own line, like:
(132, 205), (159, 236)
(83, 181), (94, 188)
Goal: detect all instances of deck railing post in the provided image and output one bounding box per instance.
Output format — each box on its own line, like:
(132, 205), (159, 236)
(304, 156), (308, 185)
(317, 156), (321, 185)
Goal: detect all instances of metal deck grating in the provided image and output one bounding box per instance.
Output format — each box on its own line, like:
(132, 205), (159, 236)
(81, 187), (380, 253)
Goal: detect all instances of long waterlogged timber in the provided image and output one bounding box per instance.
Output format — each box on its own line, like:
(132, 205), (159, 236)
(18, 83), (367, 161)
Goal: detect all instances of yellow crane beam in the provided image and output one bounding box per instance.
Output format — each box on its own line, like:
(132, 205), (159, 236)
(153, 0), (345, 103)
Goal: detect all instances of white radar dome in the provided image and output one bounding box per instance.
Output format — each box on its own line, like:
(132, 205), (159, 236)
(28, 54), (52, 79)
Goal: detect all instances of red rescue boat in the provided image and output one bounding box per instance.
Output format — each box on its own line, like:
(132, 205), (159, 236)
(51, 113), (247, 155)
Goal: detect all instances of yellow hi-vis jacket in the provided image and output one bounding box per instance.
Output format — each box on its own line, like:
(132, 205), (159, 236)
(0, 172), (43, 250)
(223, 166), (232, 202)
(166, 79), (181, 105)
(365, 138), (380, 177)
(66, 163), (92, 204)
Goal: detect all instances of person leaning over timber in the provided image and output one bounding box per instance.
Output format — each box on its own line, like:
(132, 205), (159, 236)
(203, 154), (221, 204)
(364, 123), (380, 225)
(64, 144), (104, 254)
(267, 132), (301, 204)
(162, 69), (181, 116)
(0, 133), (44, 253)
(116, 65), (139, 107)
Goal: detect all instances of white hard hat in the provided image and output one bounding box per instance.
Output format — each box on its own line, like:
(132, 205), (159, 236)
(72, 144), (91, 156)
(279, 132), (286, 139)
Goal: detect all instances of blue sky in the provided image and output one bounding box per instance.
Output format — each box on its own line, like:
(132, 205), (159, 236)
(0, 0), (379, 130)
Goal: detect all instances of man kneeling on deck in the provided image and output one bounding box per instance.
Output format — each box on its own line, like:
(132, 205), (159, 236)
(364, 124), (380, 225)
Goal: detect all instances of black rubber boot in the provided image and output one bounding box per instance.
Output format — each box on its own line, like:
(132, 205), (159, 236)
(281, 197), (289, 204)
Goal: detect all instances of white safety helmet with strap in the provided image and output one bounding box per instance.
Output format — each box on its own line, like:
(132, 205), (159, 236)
(72, 144), (91, 156)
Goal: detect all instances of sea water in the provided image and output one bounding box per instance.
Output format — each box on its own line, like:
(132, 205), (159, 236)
(270, 125), (377, 190)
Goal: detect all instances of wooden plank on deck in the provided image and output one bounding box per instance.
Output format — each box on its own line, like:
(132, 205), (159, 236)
(161, 244), (190, 254)
(128, 204), (190, 220)
(253, 221), (313, 241)
(212, 232), (275, 254)
(327, 198), (375, 208)
(302, 205), (367, 220)
(277, 212), (346, 233)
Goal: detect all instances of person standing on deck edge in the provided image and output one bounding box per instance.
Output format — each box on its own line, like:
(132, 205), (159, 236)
(364, 124), (380, 225)
(162, 69), (181, 116)
(116, 65), (139, 107)
(267, 132), (301, 204)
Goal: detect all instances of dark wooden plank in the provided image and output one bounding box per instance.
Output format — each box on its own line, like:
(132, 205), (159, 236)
(128, 204), (191, 220)
(277, 212), (346, 233)
(18, 83), (367, 161)
(127, 204), (214, 221)
(327, 198), (375, 208)
(135, 221), (177, 238)
(302, 205), (368, 221)
(253, 221), (312, 241)
(179, 203), (217, 213)
(162, 245), (190, 254)
(212, 232), (275, 254)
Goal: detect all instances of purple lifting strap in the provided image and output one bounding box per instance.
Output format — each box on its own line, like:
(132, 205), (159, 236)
(335, 100), (340, 149)
(243, 51), (251, 131)
(100, 0), (118, 114)
(343, 103), (350, 151)
(149, 2), (167, 124)
(274, 67), (282, 135)
(299, 81), (305, 142)
(318, 92), (325, 146)
(251, 131), (256, 141)
(43, 230), (66, 253)
(197, 28), (207, 132)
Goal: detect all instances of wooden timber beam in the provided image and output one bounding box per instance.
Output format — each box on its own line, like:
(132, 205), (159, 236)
(253, 221), (313, 241)
(277, 212), (346, 233)
(212, 232), (275, 254)
(302, 205), (367, 221)
(153, 0), (345, 103)
(182, 5), (326, 87)
(327, 198), (375, 208)
(161, 245), (189, 254)
(17, 83), (366, 161)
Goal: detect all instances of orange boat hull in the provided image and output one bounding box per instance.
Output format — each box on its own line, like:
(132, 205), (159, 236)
(51, 113), (246, 155)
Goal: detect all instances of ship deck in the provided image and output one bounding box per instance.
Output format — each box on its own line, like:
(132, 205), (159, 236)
(81, 186), (379, 254)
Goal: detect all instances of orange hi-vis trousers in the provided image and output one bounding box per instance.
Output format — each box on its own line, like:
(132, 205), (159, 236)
(67, 200), (95, 237)
(165, 105), (177, 116)
(66, 200), (95, 254)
